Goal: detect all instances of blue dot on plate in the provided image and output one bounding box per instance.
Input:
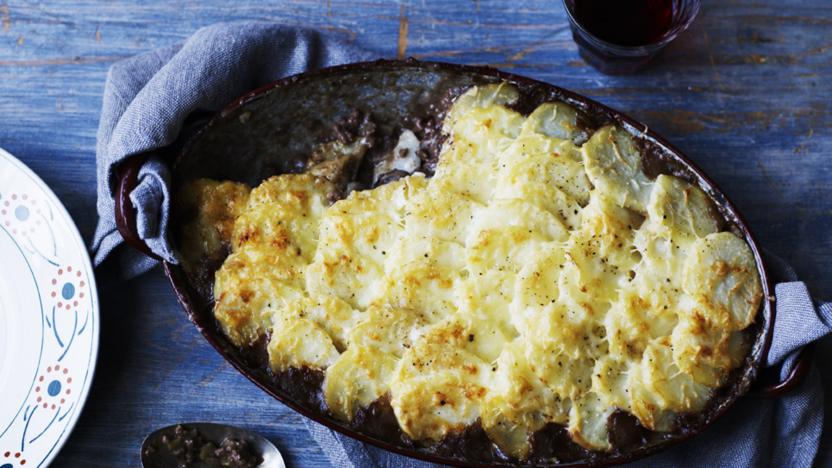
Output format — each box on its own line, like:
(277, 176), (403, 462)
(61, 282), (75, 300)
(14, 205), (29, 221)
(1, 463), (13, 468)
(48, 379), (62, 397)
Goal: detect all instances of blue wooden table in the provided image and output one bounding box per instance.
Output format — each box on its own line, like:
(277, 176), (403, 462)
(0, 0), (830, 466)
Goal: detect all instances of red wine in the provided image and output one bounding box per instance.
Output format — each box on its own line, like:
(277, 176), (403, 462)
(573, 0), (674, 47)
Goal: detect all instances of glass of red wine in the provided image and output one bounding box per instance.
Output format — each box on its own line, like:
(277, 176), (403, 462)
(562, 0), (701, 74)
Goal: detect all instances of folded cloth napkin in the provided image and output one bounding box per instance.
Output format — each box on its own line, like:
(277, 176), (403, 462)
(92, 22), (832, 468)
(92, 21), (373, 277)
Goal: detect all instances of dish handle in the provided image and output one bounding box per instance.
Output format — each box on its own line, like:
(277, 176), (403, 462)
(114, 154), (163, 261)
(750, 344), (814, 398)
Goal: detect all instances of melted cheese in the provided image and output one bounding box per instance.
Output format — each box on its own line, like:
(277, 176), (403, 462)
(481, 341), (562, 459)
(205, 83), (763, 457)
(177, 179), (251, 265)
(582, 125), (653, 212)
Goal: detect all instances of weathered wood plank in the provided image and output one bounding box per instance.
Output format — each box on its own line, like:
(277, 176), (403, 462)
(0, 0), (829, 466)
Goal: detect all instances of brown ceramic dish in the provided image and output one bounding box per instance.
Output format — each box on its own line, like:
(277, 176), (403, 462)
(115, 60), (809, 466)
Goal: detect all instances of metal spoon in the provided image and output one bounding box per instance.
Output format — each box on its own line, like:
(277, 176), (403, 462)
(141, 422), (285, 468)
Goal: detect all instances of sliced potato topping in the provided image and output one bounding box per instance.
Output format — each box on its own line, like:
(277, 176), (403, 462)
(582, 125), (653, 212)
(195, 82), (762, 458)
(177, 179), (251, 265)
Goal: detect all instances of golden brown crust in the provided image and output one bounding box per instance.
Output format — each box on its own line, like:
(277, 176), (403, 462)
(177, 179), (251, 267)
(200, 83), (762, 458)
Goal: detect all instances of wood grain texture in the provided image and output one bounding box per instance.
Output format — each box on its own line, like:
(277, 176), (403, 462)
(0, 0), (829, 466)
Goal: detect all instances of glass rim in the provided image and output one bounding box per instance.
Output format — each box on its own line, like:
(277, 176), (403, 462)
(561, 0), (701, 55)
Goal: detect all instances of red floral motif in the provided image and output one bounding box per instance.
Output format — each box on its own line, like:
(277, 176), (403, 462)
(0, 192), (41, 236)
(34, 365), (72, 411)
(50, 266), (86, 313)
(0, 450), (27, 466)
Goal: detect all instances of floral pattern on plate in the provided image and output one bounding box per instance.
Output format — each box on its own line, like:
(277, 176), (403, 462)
(0, 147), (98, 467)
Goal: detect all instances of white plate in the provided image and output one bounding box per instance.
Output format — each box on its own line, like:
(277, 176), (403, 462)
(0, 148), (98, 467)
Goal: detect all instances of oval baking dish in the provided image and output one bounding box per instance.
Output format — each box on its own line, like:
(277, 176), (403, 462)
(114, 60), (809, 467)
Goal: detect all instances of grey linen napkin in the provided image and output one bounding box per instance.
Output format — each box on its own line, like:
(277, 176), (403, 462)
(92, 22), (832, 468)
(92, 21), (373, 277)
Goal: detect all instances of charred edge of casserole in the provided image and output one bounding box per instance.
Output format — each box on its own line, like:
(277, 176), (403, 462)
(173, 82), (765, 465)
